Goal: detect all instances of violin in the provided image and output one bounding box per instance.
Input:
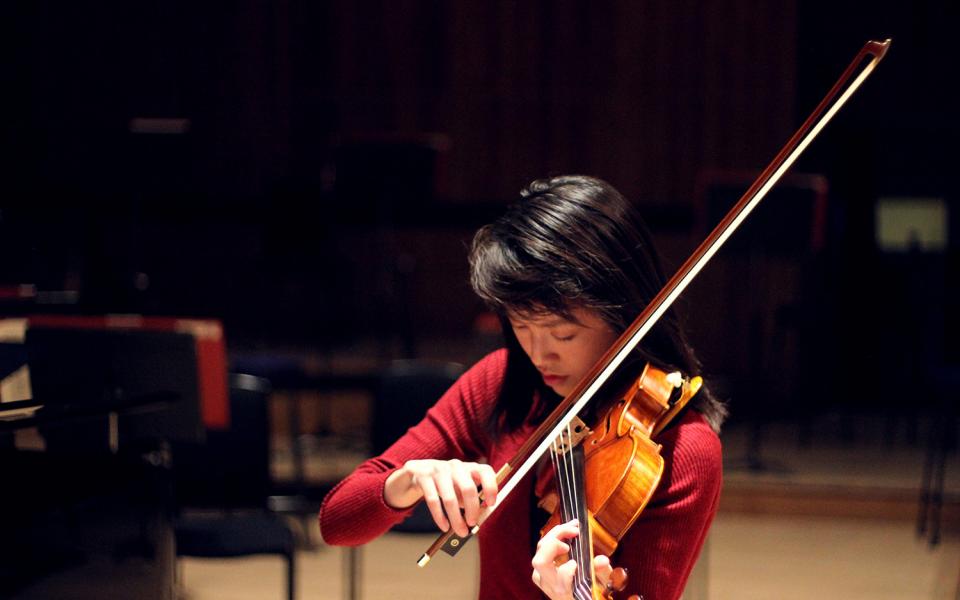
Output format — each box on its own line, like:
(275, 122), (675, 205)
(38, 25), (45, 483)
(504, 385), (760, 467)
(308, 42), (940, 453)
(417, 38), (891, 598)
(535, 364), (703, 599)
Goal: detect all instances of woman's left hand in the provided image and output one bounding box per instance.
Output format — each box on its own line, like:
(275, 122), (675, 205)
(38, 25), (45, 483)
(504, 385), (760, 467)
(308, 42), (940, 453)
(531, 519), (613, 600)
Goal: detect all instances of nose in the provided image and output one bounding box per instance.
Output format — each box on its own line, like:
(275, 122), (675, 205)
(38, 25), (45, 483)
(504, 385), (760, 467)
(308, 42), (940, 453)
(526, 332), (553, 369)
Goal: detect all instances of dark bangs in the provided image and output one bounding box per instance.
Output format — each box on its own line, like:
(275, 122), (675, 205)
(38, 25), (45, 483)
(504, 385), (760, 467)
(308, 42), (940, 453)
(468, 223), (583, 322)
(469, 175), (727, 436)
(469, 176), (657, 330)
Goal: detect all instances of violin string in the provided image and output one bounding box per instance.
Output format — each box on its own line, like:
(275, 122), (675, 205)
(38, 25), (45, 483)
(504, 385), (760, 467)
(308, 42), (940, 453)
(549, 439), (564, 521)
(549, 435), (571, 569)
(551, 434), (586, 600)
(555, 423), (591, 597)
(563, 424), (586, 595)
(571, 431), (592, 598)
(556, 427), (576, 584)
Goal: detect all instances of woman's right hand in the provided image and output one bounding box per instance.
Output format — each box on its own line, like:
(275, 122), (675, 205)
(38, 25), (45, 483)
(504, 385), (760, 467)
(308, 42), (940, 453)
(384, 459), (498, 537)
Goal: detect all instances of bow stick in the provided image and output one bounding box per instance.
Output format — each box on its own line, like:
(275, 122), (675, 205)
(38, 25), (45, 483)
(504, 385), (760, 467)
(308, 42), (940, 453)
(418, 38), (891, 567)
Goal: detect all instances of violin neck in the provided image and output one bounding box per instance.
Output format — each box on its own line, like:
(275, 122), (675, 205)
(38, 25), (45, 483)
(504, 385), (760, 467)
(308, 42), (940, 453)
(551, 440), (603, 600)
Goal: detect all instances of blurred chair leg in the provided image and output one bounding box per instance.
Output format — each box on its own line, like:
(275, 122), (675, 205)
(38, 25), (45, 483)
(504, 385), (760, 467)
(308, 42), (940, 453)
(918, 423), (935, 538)
(952, 555), (960, 600)
(287, 549), (296, 600)
(920, 393), (954, 548)
(929, 430), (947, 547)
(343, 545), (361, 600)
(682, 534), (709, 600)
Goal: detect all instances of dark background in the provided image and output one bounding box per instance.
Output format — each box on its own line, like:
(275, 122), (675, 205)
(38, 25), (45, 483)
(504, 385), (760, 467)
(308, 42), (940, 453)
(2, 1), (957, 424)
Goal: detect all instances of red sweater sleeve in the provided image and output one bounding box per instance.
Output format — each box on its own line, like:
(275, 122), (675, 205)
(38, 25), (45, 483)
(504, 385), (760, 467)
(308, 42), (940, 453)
(318, 350), (506, 546)
(612, 410), (723, 600)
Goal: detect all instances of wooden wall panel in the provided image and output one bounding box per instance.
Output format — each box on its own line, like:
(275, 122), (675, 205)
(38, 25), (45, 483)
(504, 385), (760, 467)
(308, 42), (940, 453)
(295, 1), (798, 207)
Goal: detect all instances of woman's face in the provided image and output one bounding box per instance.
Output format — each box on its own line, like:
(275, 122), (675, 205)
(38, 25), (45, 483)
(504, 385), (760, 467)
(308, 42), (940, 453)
(508, 307), (618, 398)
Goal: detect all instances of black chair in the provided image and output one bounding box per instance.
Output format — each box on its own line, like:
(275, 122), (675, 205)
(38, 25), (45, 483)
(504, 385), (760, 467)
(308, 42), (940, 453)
(174, 373), (297, 600)
(343, 359), (464, 600)
(372, 360), (465, 531)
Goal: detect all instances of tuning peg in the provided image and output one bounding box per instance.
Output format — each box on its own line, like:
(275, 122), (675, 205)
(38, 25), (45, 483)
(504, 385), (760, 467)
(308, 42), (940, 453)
(607, 567), (628, 593)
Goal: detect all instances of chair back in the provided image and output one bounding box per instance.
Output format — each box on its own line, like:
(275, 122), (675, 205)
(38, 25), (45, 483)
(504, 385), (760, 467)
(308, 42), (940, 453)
(371, 360), (464, 455)
(174, 373), (272, 510)
(371, 360), (464, 531)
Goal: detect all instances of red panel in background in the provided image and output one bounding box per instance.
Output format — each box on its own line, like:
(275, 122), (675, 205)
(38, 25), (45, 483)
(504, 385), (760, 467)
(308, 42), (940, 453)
(22, 315), (230, 430)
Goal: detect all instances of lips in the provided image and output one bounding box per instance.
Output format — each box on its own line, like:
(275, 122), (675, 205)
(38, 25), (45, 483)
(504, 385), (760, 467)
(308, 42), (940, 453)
(541, 373), (567, 386)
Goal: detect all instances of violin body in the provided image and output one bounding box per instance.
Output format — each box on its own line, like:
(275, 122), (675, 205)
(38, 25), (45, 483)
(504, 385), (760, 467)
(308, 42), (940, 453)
(539, 363), (702, 558)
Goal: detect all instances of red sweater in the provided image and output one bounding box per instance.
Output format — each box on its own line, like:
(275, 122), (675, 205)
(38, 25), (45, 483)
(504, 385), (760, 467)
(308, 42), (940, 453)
(319, 349), (722, 600)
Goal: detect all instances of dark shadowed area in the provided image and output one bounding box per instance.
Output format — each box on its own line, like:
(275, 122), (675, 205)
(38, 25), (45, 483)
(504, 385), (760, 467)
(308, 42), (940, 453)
(2, 2), (957, 599)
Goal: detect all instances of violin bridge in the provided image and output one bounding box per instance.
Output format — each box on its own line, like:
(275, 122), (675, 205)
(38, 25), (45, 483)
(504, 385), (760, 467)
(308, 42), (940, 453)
(554, 416), (591, 453)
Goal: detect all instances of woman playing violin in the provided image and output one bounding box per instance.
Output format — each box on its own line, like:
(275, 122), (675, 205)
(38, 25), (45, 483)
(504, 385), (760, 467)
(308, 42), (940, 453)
(320, 174), (726, 600)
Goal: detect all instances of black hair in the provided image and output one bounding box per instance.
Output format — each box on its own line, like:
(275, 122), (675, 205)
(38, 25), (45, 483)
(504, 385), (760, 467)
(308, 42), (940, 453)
(469, 175), (726, 436)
